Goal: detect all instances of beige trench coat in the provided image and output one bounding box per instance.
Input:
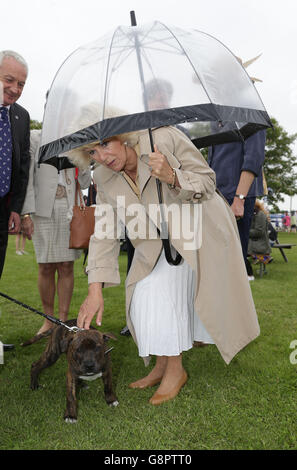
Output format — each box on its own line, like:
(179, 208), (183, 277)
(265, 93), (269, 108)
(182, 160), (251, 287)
(87, 126), (260, 364)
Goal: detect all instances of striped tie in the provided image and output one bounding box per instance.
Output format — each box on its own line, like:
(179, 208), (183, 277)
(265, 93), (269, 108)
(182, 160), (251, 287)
(0, 106), (12, 197)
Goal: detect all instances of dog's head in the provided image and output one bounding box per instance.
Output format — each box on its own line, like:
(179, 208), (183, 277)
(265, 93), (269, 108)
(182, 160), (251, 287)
(67, 330), (116, 377)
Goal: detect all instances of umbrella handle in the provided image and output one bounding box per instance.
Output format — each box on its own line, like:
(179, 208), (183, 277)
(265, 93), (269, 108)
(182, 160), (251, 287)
(149, 129), (183, 266)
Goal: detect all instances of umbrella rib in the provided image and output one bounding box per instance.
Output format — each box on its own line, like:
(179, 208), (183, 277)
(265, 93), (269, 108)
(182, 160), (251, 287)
(131, 26), (184, 55)
(139, 48), (162, 82)
(139, 38), (185, 55)
(120, 22), (183, 55)
(159, 22), (220, 120)
(139, 44), (183, 55)
(105, 25), (158, 76)
(105, 44), (183, 81)
(104, 23), (185, 75)
(109, 46), (136, 72)
(144, 22), (184, 53)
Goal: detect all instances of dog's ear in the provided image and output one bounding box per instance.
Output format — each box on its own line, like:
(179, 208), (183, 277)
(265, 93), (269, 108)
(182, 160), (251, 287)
(103, 332), (117, 342)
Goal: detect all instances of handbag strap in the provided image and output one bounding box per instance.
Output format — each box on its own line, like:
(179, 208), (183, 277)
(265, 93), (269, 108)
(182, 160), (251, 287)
(89, 178), (95, 205)
(75, 177), (95, 207)
(75, 179), (84, 208)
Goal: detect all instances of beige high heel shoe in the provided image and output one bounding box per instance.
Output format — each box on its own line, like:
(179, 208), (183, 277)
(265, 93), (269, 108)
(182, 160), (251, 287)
(149, 371), (188, 405)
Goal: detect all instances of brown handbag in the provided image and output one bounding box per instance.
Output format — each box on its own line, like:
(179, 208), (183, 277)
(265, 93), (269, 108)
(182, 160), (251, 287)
(69, 180), (95, 249)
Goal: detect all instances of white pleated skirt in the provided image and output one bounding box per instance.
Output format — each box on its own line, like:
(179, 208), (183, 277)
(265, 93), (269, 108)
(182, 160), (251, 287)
(130, 250), (214, 358)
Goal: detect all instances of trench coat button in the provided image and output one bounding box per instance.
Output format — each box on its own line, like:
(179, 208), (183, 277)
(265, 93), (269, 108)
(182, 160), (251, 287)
(193, 192), (202, 199)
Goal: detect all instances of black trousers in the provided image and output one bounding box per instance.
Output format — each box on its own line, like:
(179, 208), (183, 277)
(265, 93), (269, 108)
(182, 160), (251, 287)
(126, 236), (135, 274)
(226, 196), (256, 276)
(0, 196), (9, 279)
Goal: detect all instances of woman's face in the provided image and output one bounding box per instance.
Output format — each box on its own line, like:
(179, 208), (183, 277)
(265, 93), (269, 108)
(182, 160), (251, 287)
(88, 138), (127, 172)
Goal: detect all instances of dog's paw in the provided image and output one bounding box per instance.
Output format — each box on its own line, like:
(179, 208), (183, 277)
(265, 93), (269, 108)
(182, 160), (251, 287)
(64, 417), (77, 424)
(109, 400), (119, 407)
(30, 383), (43, 391)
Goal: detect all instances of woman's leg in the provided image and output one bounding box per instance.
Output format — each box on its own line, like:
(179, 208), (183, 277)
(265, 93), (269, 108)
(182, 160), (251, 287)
(129, 353), (187, 403)
(149, 354), (187, 405)
(21, 233), (26, 253)
(37, 263), (57, 333)
(15, 234), (21, 253)
(56, 261), (74, 322)
(129, 356), (168, 389)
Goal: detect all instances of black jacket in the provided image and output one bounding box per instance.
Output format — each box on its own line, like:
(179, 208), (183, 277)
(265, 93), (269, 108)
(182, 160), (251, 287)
(9, 102), (30, 213)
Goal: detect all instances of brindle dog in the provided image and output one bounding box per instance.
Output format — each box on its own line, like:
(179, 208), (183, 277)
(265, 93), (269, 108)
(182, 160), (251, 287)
(22, 320), (119, 422)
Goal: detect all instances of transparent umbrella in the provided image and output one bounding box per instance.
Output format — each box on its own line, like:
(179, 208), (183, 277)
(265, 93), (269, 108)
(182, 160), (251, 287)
(39, 12), (271, 164)
(38, 11), (272, 264)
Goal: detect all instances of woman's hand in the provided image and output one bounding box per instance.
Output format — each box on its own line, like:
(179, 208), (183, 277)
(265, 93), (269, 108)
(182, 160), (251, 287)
(77, 282), (104, 329)
(149, 144), (176, 186)
(21, 215), (34, 240)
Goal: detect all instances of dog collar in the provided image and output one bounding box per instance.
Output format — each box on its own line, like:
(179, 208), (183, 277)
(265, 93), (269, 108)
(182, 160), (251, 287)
(66, 325), (84, 333)
(104, 347), (114, 355)
(79, 372), (103, 381)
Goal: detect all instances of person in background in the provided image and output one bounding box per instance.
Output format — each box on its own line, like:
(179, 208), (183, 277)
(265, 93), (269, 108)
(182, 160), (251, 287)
(248, 199), (272, 267)
(208, 55), (266, 282)
(15, 231), (27, 255)
(282, 211), (291, 232)
(21, 129), (91, 334)
(290, 211), (297, 233)
(267, 219), (278, 246)
(0, 50), (30, 352)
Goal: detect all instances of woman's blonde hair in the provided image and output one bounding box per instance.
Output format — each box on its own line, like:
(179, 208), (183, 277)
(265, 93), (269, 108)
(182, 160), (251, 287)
(65, 103), (140, 169)
(67, 130), (140, 169)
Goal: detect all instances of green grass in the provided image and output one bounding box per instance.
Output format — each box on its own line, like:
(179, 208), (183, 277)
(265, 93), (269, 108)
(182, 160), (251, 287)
(0, 233), (297, 450)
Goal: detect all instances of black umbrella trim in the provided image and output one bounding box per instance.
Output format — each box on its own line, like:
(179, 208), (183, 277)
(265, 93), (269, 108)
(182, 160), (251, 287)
(193, 122), (269, 148)
(38, 156), (75, 171)
(38, 103), (272, 163)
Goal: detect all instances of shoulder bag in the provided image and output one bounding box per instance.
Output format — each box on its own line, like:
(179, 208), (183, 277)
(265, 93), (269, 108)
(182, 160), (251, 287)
(69, 180), (95, 249)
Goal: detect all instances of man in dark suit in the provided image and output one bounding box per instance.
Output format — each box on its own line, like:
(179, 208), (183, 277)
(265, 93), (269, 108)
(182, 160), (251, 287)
(0, 50), (31, 353)
(208, 56), (266, 282)
(208, 130), (266, 280)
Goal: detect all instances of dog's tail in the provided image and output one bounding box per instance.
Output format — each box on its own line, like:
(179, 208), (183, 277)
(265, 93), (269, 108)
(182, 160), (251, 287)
(21, 328), (54, 347)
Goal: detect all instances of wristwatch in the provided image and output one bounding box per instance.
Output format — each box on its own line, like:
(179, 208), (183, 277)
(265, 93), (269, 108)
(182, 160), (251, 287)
(234, 194), (246, 200)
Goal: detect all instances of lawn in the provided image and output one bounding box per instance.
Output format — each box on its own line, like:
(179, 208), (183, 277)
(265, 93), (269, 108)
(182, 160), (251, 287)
(0, 232), (297, 450)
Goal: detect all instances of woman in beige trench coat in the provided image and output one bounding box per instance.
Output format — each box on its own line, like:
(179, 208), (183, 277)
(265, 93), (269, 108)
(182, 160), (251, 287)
(70, 125), (260, 405)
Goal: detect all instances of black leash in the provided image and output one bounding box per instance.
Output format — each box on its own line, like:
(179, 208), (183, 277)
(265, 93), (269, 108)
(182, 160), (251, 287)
(0, 291), (115, 354)
(0, 291), (82, 333)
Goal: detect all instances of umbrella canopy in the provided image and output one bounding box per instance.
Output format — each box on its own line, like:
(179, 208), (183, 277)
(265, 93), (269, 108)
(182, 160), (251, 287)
(38, 16), (272, 165)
